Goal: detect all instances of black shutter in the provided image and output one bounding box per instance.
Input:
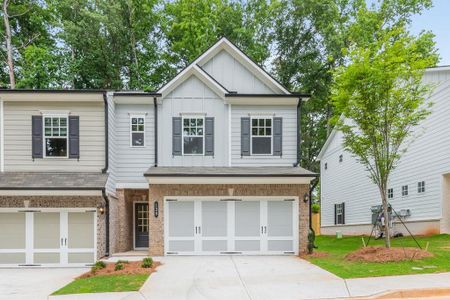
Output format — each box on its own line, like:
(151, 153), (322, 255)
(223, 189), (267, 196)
(205, 117), (214, 156)
(342, 202), (345, 225)
(334, 204), (337, 225)
(32, 116), (43, 158)
(273, 117), (282, 156)
(241, 117), (250, 156)
(68, 116), (80, 159)
(172, 117), (182, 156)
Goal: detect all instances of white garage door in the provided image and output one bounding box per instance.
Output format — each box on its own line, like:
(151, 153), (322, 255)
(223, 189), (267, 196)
(165, 197), (298, 255)
(0, 209), (96, 266)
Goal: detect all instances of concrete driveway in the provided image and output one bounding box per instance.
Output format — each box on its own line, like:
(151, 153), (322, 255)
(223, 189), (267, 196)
(0, 267), (87, 300)
(141, 256), (349, 300)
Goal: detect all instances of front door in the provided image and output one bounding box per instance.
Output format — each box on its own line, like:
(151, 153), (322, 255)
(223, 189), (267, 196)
(135, 203), (149, 249)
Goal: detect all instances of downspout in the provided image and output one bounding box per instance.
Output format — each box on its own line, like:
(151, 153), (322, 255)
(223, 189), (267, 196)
(102, 91), (109, 173)
(308, 177), (319, 254)
(294, 98), (303, 167)
(102, 188), (110, 257)
(153, 97), (158, 167)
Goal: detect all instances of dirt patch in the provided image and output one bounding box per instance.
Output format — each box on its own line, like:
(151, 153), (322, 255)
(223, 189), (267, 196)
(345, 246), (432, 263)
(300, 251), (329, 259)
(78, 260), (161, 279)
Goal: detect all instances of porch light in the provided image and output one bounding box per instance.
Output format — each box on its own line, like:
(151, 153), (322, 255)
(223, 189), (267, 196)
(303, 193), (310, 203)
(154, 201), (159, 218)
(98, 205), (105, 215)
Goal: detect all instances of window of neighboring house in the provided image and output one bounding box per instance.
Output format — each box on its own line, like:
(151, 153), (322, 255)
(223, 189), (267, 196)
(339, 154), (343, 163)
(324, 162), (328, 170)
(418, 181), (425, 193)
(183, 117), (204, 155)
(44, 116), (68, 157)
(402, 185), (409, 196)
(335, 202), (345, 225)
(130, 116), (145, 147)
(251, 117), (272, 155)
(388, 188), (393, 199)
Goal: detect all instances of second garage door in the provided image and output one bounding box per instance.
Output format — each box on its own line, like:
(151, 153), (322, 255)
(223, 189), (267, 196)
(165, 197), (298, 255)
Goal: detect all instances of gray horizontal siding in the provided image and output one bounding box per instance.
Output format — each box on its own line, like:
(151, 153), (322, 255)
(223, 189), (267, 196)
(114, 104), (154, 185)
(231, 106), (297, 166)
(4, 101), (105, 172)
(106, 94), (117, 195)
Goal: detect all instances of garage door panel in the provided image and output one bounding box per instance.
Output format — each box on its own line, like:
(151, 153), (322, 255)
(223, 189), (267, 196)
(169, 240), (195, 252)
(268, 240), (293, 252)
(34, 253), (60, 264)
(68, 253), (95, 264)
(267, 201), (293, 237)
(168, 202), (195, 237)
(68, 212), (94, 249)
(0, 253), (26, 264)
(34, 213), (60, 249)
(202, 201), (227, 237)
(235, 201), (260, 237)
(0, 213), (26, 249)
(202, 240), (227, 251)
(235, 240), (260, 252)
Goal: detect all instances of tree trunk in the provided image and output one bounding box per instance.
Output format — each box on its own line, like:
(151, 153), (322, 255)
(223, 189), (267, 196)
(3, 0), (15, 89)
(380, 188), (391, 248)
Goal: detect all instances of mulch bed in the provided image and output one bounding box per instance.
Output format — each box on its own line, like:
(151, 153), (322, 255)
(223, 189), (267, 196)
(78, 261), (161, 279)
(345, 246), (432, 263)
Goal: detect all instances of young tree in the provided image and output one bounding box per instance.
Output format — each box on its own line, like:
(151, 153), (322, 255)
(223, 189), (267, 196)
(331, 3), (438, 248)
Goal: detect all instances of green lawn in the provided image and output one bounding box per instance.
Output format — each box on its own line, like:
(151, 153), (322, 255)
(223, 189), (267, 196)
(307, 234), (450, 279)
(52, 274), (149, 295)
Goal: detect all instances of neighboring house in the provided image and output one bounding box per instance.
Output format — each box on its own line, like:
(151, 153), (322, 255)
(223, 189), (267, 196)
(0, 90), (108, 266)
(318, 66), (450, 236)
(0, 37), (316, 266)
(106, 38), (316, 257)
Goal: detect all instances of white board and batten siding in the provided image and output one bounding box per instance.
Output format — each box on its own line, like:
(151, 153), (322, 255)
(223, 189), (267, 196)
(231, 105), (297, 166)
(320, 68), (450, 229)
(201, 49), (274, 94)
(158, 75), (229, 167)
(3, 101), (105, 172)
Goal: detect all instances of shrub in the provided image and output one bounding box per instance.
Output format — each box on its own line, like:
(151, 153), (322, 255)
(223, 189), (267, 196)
(115, 262), (124, 271)
(142, 257), (153, 268)
(94, 261), (106, 269)
(312, 203), (320, 214)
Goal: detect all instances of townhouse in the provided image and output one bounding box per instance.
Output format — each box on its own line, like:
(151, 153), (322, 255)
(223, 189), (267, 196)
(0, 38), (316, 266)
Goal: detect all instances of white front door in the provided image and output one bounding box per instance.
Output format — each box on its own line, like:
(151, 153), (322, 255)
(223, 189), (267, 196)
(165, 197), (298, 255)
(0, 209), (96, 266)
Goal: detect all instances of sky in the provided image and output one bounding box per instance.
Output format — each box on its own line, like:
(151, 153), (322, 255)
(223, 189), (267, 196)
(409, 0), (450, 66)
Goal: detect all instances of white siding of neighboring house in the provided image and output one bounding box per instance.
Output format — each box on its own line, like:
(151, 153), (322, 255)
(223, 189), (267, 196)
(158, 75), (229, 167)
(3, 101), (105, 172)
(231, 105), (297, 166)
(320, 68), (450, 231)
(112, 103), (155, 186)
(201, 49), (275, 93)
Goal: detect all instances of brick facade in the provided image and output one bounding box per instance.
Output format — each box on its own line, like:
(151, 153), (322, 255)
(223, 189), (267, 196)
(147, 184), (310, 256)
(0, 195), (106, 259)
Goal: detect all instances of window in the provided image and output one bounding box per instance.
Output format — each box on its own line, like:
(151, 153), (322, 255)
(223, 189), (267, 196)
(183, 117), (204, 155)
(251, 117), (272, 155)
(402, 185), (409, 196)
(324, 163), (328, 170)
(418, 181), (425, 193)
(130, 116), (145, 147)
(388, 188), (393, 199)
(339, 154), (343, 162)
(335, 203), (345, 225)
(44, 116), (68, 157)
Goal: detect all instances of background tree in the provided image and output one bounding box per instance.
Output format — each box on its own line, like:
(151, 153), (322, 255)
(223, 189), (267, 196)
(331, 1), (438, 248)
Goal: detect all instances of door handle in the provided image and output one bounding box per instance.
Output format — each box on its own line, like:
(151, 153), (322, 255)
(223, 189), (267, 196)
(198, 226), (201, 235)
(261, 226), (263, 234)
(65, 238), (67, 246)
(61, 238), (63, 246)
(195, 226), (197, 234)
(264, 226), (267, 234)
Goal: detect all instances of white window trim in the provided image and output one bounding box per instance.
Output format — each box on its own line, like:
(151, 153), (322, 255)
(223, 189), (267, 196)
(418, 181), (426, 194)
(43, 114), (69, 159)
(250, 116), (273, 156)
(402, 185), (409, 197)
(336, 203), (344, 225)
(182, 115), (205, 156)
(130, 114), (146, 148)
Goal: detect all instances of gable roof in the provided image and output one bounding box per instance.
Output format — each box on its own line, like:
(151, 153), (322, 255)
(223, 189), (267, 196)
(157, 37), (291, 98)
